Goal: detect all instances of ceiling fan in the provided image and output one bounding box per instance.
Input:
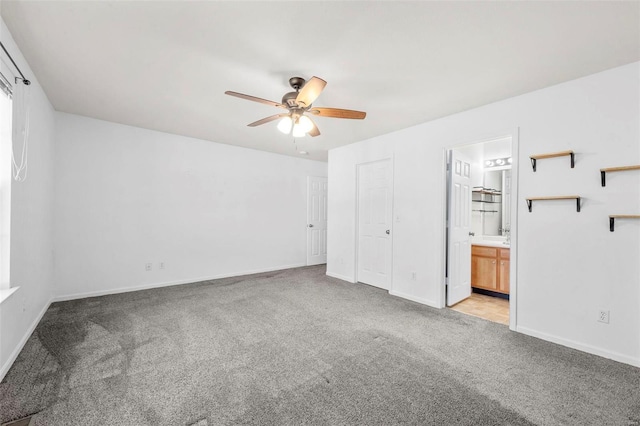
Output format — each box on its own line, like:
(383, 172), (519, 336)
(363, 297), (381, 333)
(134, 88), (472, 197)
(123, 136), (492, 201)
(225, 76), (366, 138)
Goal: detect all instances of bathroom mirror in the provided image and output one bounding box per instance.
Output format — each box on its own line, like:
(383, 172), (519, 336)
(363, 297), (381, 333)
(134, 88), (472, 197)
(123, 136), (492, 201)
(476, 168), (511, 236)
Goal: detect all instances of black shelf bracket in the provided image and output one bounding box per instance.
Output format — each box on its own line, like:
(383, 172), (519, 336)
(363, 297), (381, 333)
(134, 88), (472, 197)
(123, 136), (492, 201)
(600, 165), (640, 187)
(526, 196), (581, 213)
(609, 215), (640, 232)
(530, 158), (537, 172)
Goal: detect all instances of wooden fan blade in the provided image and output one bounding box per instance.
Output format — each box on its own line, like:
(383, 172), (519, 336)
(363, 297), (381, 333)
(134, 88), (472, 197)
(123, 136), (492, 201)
(307, 117), (320, 137)
(296, 77), (327, 107)
(247, 114), (288, 127)
(225, 91), (286, 109)
(308, 107), (366, 119)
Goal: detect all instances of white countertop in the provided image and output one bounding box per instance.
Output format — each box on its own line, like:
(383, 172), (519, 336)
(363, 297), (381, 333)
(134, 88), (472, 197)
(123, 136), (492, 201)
(472, 240), (510, 249)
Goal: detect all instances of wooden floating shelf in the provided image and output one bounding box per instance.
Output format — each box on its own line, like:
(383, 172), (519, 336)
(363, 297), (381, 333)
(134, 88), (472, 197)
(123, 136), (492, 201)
(609, 215), (640, 232)
(529, 150), (574, 172)
(600, 165), (640, 186)
(526, 196), (581, 212)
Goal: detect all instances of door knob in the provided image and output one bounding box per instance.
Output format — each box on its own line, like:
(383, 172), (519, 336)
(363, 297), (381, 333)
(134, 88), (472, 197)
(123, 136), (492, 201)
(386, 230), (390, 235)
(308, 224), (314, 228)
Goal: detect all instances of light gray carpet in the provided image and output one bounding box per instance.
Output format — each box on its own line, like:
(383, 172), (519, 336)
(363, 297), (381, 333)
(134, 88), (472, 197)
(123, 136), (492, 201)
(1, 266), (639, 425)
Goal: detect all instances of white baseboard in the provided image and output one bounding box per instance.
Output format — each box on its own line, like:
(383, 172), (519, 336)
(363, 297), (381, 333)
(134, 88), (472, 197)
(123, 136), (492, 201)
(326, 271), (356, 283)
(516, 325), (640, 368)
(54, 263), (307, 302)
(389, 290), (440, 308)
(0, 297), (52, 382)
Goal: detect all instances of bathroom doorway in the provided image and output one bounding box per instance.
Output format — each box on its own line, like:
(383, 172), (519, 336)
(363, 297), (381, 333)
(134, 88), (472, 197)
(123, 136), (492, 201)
(445, 135), (518, 328)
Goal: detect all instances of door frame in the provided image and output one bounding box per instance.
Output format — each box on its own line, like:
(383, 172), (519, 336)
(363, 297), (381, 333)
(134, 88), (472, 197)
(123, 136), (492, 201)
(442, 129), (520, 331)
(355, 158), (394, 291)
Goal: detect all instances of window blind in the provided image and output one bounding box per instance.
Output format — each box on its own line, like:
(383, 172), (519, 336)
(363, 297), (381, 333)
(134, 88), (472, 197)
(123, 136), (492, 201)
(0, 72), (12, 98)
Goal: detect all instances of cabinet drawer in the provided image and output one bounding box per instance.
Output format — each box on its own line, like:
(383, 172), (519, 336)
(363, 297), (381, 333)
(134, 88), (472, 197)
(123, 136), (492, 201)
(499, 248), (510, 260)
(472, 246), (498, 257)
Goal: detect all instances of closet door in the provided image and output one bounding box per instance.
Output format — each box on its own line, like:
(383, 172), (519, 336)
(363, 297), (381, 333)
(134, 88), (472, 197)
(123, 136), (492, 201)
(357, 159), (393, 290)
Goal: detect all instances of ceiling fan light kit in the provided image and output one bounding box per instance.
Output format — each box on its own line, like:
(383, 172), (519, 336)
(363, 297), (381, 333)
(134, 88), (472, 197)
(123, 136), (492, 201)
(292, 125), (306, 138)
(277, 116), (293, 134)
(225, 76), (366, 139)
(295, 115), (314, 133)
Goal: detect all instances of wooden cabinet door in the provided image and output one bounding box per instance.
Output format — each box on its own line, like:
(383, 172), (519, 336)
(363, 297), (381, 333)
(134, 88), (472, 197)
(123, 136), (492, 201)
(472, 256), (498, 291)
(499, 259), (510, 293)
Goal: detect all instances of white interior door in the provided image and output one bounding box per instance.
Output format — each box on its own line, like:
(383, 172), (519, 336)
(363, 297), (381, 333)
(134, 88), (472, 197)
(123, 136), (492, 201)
(306, 176), (328, 265)
(447, 149), (472, 306)
(357, 160), (393, 290)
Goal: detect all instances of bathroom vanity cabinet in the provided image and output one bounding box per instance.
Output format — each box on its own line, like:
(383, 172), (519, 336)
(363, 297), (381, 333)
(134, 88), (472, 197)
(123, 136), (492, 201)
(471, 245), (510, 294)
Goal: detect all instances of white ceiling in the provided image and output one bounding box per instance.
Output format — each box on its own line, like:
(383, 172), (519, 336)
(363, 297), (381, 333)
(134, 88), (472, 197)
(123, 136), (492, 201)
(1, 1), (639, 161)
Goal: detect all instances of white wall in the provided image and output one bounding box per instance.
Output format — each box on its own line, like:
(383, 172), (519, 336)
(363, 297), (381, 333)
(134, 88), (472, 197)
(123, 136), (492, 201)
(328, 62), (640, 366)
(0, 18), (56, 379)
(54, 113), (327, 299)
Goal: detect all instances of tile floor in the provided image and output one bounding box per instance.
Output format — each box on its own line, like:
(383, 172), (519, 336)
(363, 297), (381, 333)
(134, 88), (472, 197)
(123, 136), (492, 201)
(450, 292), (509, 325)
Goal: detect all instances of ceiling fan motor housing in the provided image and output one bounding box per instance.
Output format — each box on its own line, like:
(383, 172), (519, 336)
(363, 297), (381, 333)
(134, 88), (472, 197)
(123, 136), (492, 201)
(282, 91), (299, 107)
(283, 77), (307, 107)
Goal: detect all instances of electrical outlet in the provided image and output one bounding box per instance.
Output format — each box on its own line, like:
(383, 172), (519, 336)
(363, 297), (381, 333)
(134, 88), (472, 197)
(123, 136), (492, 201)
(159, 262), (165, 270)
(145, 263), (152, 271)
(411, 271), (417, 280)
(597, 310), (610, 324)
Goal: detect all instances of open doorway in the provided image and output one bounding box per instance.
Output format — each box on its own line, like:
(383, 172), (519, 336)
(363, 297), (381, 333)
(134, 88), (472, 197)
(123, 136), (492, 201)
(445, 136), (516, 327)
